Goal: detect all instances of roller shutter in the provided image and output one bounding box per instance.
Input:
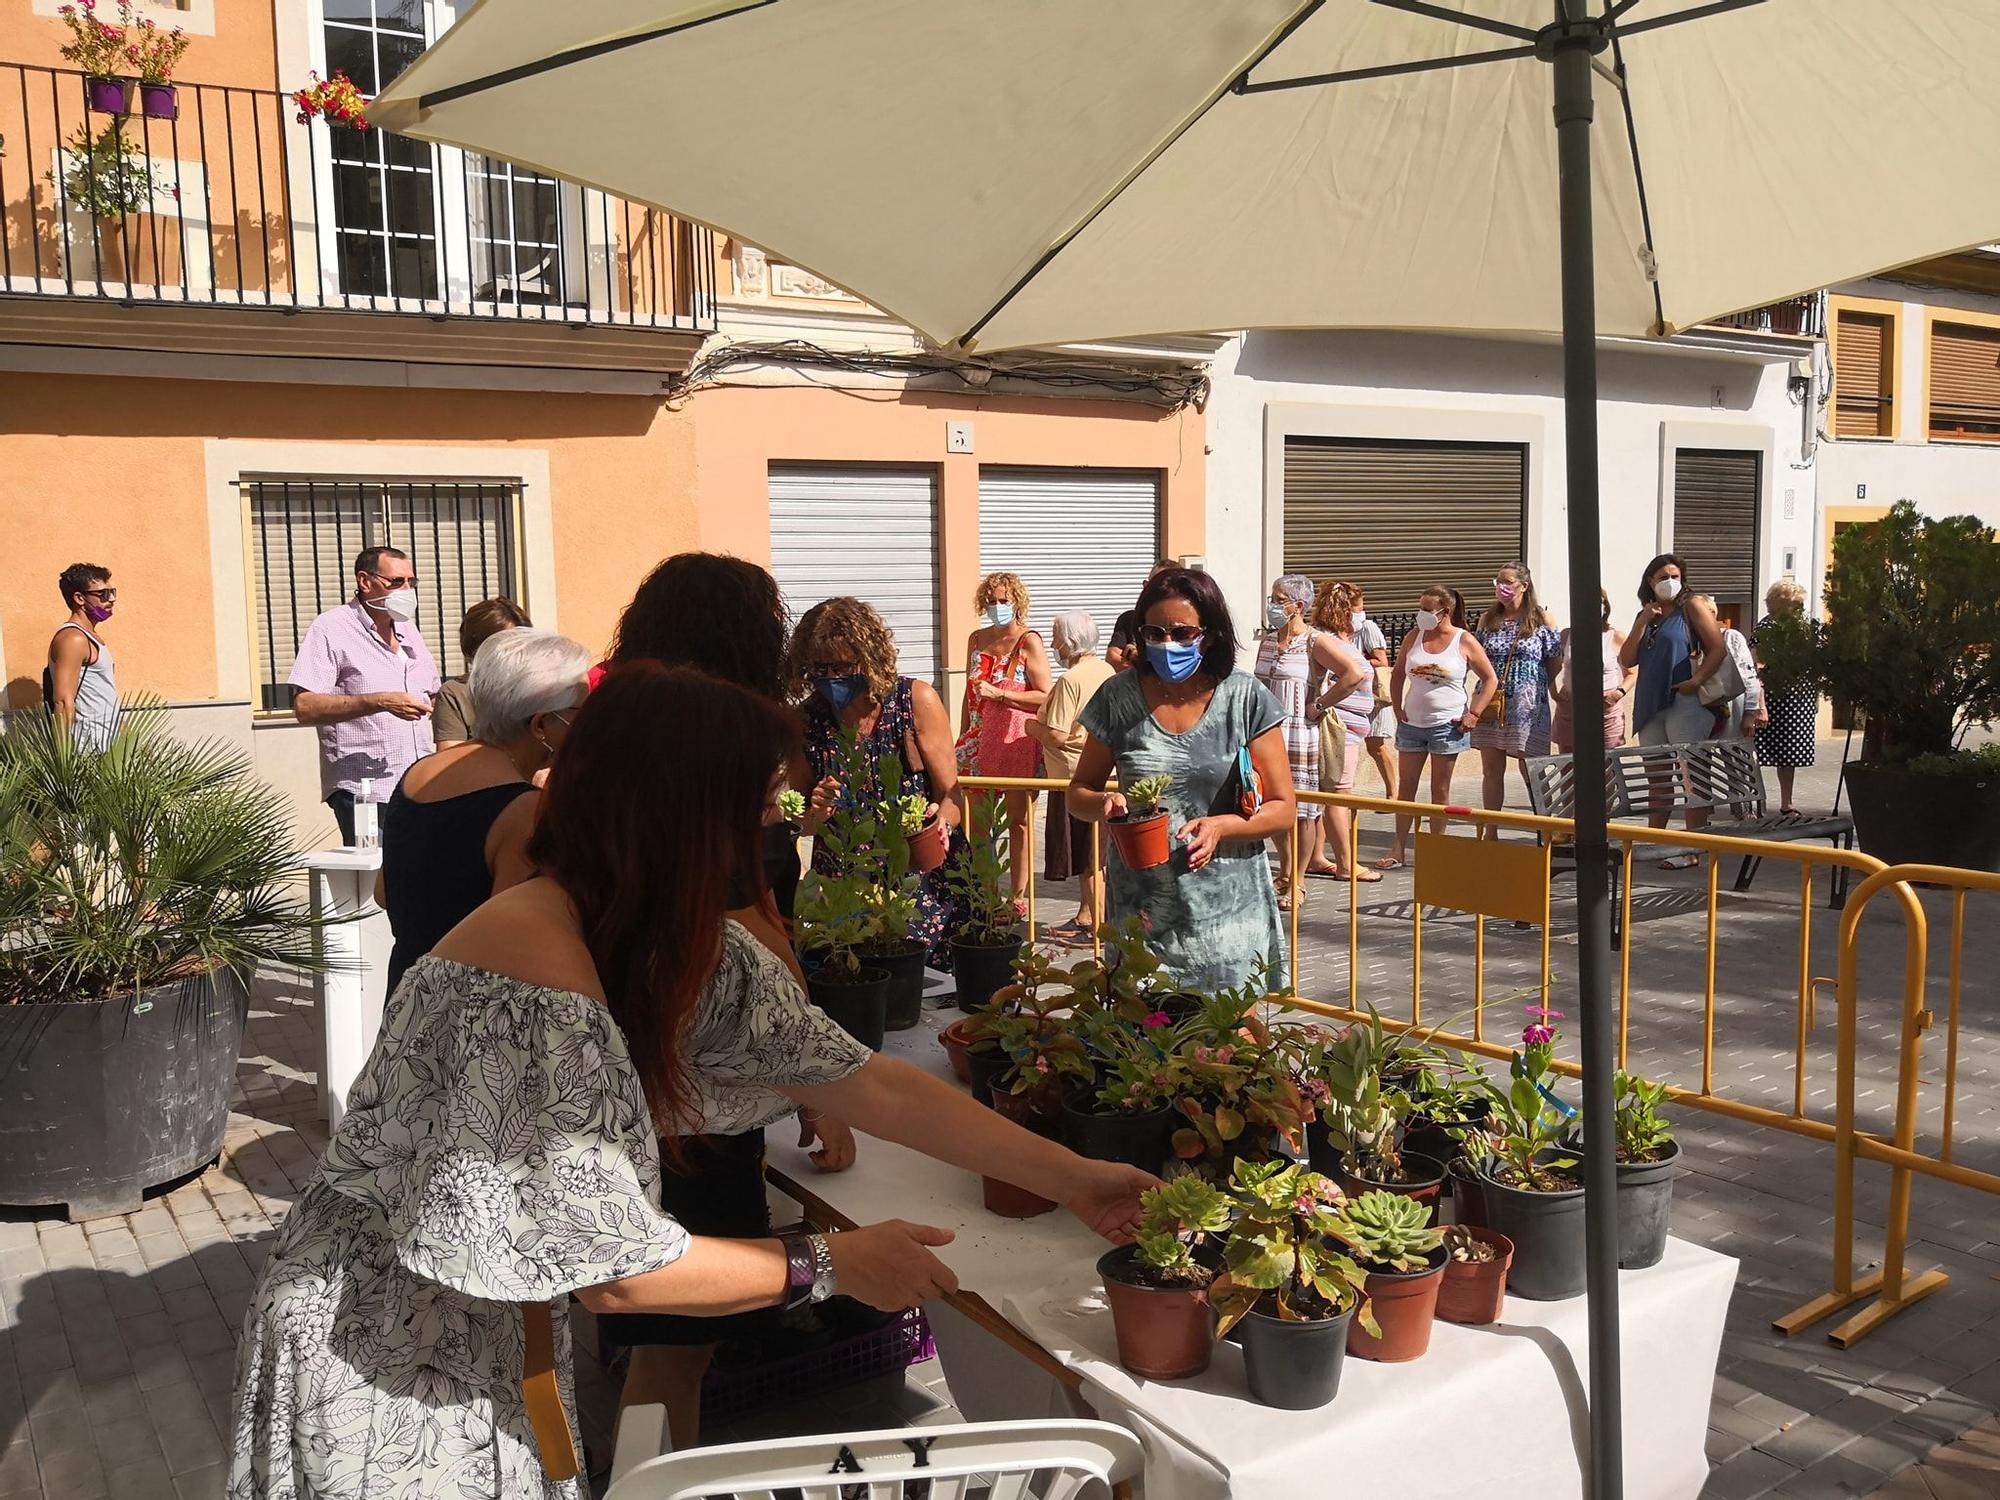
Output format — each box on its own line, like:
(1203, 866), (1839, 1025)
(977, 467), (1160, 669)
(769, 464), (942, 686)
(1671, 448), (1760, 628)
(1282, 437), (1527, 614)
(1928, 320), (2000, 440)
(1832, 309), (1894, 439)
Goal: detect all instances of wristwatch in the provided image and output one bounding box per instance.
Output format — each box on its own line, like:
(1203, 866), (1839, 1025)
(780, 1231), (838, 1308)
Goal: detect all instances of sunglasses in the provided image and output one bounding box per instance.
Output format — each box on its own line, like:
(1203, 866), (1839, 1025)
(82, 588), (118, 602)
(1138, 624), (1206, 646)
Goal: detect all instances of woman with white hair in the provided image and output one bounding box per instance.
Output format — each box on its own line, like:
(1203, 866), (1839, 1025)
(378, 626), (592, 994)
(1029, 609), (1116, 943)
(1257, 573), (1368, 910)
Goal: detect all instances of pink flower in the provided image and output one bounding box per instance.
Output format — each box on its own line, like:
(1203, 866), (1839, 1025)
(1192, 1045), (1214, 1064)
(1141, 1010), (1169, 1029)
(1294, 1193), (1318, 1215)
(1522, 1023), (1553, 1046)
(1214, 1045), (1234, 1066)
(1034, 1055), (1050, 1075)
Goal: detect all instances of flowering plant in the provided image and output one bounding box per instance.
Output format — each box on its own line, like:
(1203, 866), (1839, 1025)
(57, 0), (129, 75)
(126, 10), (188, 82)
(293, 70), (369, 129)
(1477, 1004), (1579, 1192)
(1169, 970), (1308, 1173)
(976, 949), (1090, 1104)
(1211, 1159), (1374, 1334)
(1076, 1003), (1191, 1115)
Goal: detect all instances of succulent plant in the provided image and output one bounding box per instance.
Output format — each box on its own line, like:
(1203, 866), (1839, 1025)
(776, 788), (806, 823)
(1332, 1189), (1444, 1273)
(1132, 1174), (1236, 1283)
(1123, 773), (1172, 816)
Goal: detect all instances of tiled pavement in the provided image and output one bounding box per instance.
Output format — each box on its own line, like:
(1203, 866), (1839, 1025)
(2, 739), (1996, 1498)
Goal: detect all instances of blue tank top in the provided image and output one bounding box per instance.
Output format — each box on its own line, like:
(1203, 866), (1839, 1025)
(1631, 608), (1693, 733)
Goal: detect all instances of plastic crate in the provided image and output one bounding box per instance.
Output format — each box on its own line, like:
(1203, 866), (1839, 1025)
(698, 1304), (935, 1425)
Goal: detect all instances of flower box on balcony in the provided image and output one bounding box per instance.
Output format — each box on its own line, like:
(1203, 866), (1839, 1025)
(85, 74), (131, 114)
(138, 81), (177, 119)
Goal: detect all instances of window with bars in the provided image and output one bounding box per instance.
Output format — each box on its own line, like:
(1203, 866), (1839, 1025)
(245, 476), (522, 712)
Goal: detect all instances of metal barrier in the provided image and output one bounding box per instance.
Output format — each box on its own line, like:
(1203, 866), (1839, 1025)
(954, 774), (2000, 1348)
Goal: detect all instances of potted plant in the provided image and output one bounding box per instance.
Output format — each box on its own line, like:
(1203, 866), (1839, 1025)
(1212, 1160), (1373, 1408)
(1606, 1070), (1680, 1269)
(1434, 1223), (1514, 1326)
(1474, 1008), (1586, 1300)
(1108, 772), (1173, 870)
(58, 0), (133, 114)
(1062, 1004), (1183, 1173)
(938, 1007), (994, 1084)
(128, 8), (188, 118)
(1758, 500), (2000, 869)
(1298, 1006), (1445, 1214)
(292, 70), (371, 130)
(1334, 1189), (1447, 1363)
(52, 121), (156, 219)
(814, 733), (928, 1030)
(0, 707), (320, 1220)
(945, 792), (1022, 1012)
(792, 868), (889, 1051)
(1169, 974), (1308, 1181)
(1099, 1174), (1235, 1379)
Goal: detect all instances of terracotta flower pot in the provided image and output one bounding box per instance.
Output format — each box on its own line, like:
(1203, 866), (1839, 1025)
(1346, 1248), (1447, 1362)
(1435, 1227), (1514, 1325)
(981, 1173), (1055, 1218)
(1337, 1151), (1447, 1224)
(906, 814), (950, 872)
(939, 1016), (992, 1085)
(1107, 810), (1170, 869)
(1098, 1246), (1215, 1379)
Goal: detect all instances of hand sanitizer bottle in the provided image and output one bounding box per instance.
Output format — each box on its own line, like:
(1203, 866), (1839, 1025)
(354, 778), (380, 850)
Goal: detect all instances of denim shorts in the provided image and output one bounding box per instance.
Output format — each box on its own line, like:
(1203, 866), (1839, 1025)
(1395, 719), (1472, 756)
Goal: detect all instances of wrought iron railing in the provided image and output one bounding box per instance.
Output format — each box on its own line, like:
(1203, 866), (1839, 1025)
(0, 62), (716, 331)
(1704, 291), (1826, 339)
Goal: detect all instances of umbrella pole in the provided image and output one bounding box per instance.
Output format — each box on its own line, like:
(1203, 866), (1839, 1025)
(1550, 6), (1623, 1497)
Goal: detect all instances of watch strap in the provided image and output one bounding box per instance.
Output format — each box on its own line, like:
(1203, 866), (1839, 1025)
(778, 1232), (816, 1309)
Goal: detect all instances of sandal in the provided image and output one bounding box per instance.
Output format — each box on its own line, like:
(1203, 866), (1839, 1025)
(1658, 854), (1699, 870)
(1342, 867), (1384, 883)
(1372, 856), (1407, 872)
(1303, 863), (1344, 880)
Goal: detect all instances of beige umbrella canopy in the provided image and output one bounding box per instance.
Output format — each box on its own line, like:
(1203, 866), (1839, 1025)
(374, 0), (2000, 352)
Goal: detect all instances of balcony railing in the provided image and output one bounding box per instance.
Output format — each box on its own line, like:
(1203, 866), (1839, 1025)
(1703, 291), (1826, 339)
(0, 63), (715, 333)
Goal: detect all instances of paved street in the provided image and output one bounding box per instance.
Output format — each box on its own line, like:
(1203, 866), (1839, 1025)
(1, 740), (1995, 1498)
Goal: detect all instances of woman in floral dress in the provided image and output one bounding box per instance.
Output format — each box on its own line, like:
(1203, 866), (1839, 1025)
(1470, 561), (1562, 813)
(790, 597), (964, 965)
(227, 666), (1153, 1499)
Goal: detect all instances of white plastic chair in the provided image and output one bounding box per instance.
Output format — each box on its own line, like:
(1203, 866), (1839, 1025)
(604, 1410), (1144, 1500)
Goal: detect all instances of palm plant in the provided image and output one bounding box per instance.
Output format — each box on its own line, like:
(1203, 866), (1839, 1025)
(0, 703), (320, 1005)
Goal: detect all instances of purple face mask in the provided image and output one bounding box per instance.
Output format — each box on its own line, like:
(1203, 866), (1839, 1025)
(83, 601), (114, 624)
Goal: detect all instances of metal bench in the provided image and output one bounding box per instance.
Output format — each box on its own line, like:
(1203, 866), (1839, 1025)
(1524, 738), (1854, 908)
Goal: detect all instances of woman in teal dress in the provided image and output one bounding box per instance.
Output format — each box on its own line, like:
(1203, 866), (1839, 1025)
(1067, 569), (1296, 992)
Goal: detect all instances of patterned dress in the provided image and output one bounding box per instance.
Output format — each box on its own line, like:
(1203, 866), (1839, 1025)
(805, 677), (961, 965)
(225, 926), (869, 1499)
(1254, 631), (1322, 822)
(956, 637), (1043, 777)
(1470, 616), (1562, 756)
(1080, 670), (1288, 992)
(1751, 614), (1818, 769)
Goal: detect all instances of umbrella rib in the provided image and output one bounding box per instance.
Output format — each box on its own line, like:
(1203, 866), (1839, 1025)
(1613, 0), (1765, 41)
(416, 0), (782, 110)
(1606, 15), (1667, 335)
(959, 0), (1326, 347)
(1368, 0), (1541, 44)
(1235, 41), (1535, 94)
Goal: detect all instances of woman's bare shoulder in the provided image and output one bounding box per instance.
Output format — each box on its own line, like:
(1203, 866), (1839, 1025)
(430, 878), (605, 1002)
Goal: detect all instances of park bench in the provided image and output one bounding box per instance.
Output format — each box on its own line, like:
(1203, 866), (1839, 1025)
(1523, 738), (1855, 910)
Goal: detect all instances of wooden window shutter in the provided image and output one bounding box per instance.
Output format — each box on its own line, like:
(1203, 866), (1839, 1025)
(1833, 310), (1894, 439)
(1928, 320), (2000, 440)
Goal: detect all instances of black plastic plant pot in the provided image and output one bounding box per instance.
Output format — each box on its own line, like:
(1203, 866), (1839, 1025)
(1402, 1097), (1490, 1171)
(965, 1039), (1012, 1107)
(0, 968), (248, 1221)
(1449, 1158), (1491, 1228)
(1158, 993), (1203, 1025)
(949, 933), (1022, 1014)
(865, 939), (929, 1031)
(804, 964), (889, 1052)
(1477, 1158), (1586, 1300)
(1614, 1139), (1681, 1269)
(1240, 1300), (1357, 1408)
(1305, 1118), (1341, 1179)
(1061, 1097), (1174, 1173)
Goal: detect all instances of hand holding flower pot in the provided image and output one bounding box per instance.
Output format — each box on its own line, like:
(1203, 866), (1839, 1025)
(1108, 773), (1173, 869)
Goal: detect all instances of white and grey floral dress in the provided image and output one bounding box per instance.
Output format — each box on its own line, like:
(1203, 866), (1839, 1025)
(226, 923), (869, 1499)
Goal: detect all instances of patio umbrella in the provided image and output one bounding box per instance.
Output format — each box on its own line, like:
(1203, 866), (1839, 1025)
(375, 4), (2000, 1493)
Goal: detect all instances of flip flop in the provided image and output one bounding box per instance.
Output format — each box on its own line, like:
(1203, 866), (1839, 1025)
(1343, 867), (1384, 883)
(1372, 856), (1407, 872)
(1303, 864), (1344, 880)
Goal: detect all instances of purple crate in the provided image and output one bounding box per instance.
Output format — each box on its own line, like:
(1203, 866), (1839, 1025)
(699, 1306), (935, 1425)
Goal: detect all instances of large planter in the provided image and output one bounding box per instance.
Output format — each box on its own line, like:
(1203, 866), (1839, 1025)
(1061, 1095), (1174, 1173)
(1107, 810), (1170, 870)
(1478, 1159), (1586, 1301)
(1098, 1246), (1215, 1379)
(0, 969), (248, 1221)
(1337, 1151), (1447, 1224)
(1346, 1249), (1447, 1363)
(805, 965), (889, 1052)
(950, 933), (1022, 1014)
(1435, 1227), (1514, 1325)
(1844, 761), (2000, 872)
(863, 939), (928, 1031)
(1615, 1139), (1681, 1270)
(1241, 1300), (1356, 1408)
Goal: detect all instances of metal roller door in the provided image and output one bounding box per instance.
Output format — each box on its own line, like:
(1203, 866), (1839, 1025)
(978, 467), (1160, 666)
(1282, 437), (1527, 616)
(1671, 449), (1760, 629)
(769, 464), (942, 686)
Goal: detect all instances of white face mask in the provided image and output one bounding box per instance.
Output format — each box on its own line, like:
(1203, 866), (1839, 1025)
(376, 588), (420, 623)
(1351, 610), (1367, 628)
(1416, 608), (1442, 632)
(1653, 576), (1682, 603)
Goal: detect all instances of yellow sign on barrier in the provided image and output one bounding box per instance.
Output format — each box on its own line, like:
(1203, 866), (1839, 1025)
(1413, 831), (1552, 926)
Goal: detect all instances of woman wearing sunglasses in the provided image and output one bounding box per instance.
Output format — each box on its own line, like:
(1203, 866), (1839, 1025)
(1067, 568), (1296, 991)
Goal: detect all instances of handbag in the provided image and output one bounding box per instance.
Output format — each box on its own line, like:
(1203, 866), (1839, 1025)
(1230, 745), (1263, 818)
(1372, 664), (1394, 708)
(1479, 627), (1519, 726)
(1697, 647), (1747, 708)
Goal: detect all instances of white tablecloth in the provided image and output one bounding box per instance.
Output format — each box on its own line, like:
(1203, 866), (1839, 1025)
(766, 1008), (1735, 1500)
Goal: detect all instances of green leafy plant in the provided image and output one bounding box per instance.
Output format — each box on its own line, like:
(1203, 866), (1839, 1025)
(1757, 501), (2000, 765)
(1611, 1070), (1675, 1165)
(792, 868), (880, 982)
(1331, 1188), (1445, 1273)
(1130, 1173), (1236, 1287)
(1478, 1006), (1579, 1192)
(52, 122), (157, 219)
(1170, 967), (1309, 1174)
(1294, 1004), (1408, 1177)
(1903, 742), (2000, 779)
(1212, 1159), (1373, 1335)
(1122, 773), (1172, 817)
(806, 732), (922, 959)
(974, 948), (1090, 1102)
(892, 791), (930, 838)
(947, 791), (1020, 944)
(0, 701), (320, 1004)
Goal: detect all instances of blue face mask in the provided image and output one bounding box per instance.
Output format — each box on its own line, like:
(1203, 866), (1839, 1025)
(813, 673), (869, 713)
(986, 602), (1016, 628)
(1264, 602), (1289, 631)
(1146, 640), (1205, 683)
